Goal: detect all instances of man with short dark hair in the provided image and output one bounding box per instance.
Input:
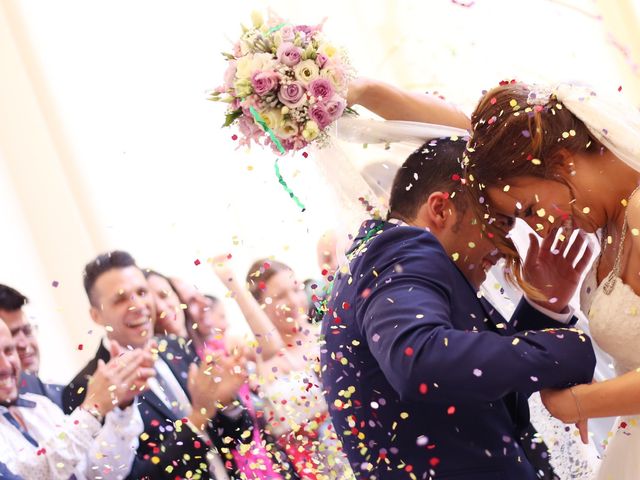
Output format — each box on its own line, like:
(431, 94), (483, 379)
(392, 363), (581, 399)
(0, 284), (63, 407)
(321, 137), (596, 479)
(64, 251), (252, 480)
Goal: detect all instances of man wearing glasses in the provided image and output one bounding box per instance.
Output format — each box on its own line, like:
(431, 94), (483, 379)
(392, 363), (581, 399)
(0, 285), (63, 407)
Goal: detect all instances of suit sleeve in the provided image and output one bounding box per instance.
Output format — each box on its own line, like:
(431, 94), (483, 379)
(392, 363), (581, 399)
(126, 426), (212, 480)
(357, 234), (596, 404)
(511, 298), (579, 331)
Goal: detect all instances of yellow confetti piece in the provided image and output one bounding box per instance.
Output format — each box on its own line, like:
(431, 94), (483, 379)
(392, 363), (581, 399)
(400, 412), (409, 419)
(452, 253), (459, 261)
(622, 199), (629, 207)
(536, 224), (544, 231)
(531, 158), (542, 165)
(512, 338), (520, 345)
(548, 215), (555, 224)
(151, 456), (161, 465)
(583, 207), (591, 214)
(562, 131), (570, 139)
(503, 185), (511, 192)
(632, 228), (639, 236)
(509, 99), (518, 107)
(536, 208), (546, 217)
(468, 242), (476, 248)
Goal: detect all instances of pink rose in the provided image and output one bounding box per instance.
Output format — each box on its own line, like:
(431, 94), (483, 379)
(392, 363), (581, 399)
(277, 42), (302, 67)
(280, 25), (295, 42)
(315, 53), (328, 68)
(308, 78), (334, 101)
(325, 95), (347, 120)
(295, 24), (320, 35)
(251, 70), (280, 97)
(278, 81), (306, 107)
(308, 103), (332, 129)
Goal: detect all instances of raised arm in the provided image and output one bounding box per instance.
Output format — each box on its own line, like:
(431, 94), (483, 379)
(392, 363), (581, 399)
(211, 255), (284, 360)
(348, 78), (471, 131)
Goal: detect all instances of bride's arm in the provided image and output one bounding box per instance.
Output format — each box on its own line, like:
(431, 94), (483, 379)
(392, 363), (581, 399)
(348, 78), (471, 131)
(542, 371), (640, 422)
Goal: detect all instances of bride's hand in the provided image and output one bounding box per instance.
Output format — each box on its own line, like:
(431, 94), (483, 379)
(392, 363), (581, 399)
(523, 229), (594, 313)
(540, 386), (585, 425)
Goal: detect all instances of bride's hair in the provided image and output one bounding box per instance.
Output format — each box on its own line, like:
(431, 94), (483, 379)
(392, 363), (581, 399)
(464, 81), (600, 293)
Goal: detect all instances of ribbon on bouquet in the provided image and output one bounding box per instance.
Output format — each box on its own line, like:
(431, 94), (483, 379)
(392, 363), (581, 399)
(249, 106), (306, 212)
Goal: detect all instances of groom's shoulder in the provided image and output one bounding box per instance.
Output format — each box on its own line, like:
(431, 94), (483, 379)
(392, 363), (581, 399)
(373, 224), (447, 258)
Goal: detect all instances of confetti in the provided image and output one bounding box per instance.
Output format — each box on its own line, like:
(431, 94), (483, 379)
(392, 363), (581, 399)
(194, 259), (201, 266)
(52, 280), (59, 288)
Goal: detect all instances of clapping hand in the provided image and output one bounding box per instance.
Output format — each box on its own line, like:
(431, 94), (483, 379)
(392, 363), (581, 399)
(523, 229), (594, 313)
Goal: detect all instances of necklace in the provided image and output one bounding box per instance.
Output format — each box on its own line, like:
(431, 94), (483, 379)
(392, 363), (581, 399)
(601, 184), (640, 295)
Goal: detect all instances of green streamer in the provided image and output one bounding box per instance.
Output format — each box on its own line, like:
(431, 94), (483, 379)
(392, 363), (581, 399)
(266, 23), (287, 35)
(249, 106), (285, 154)
(248, 106), (305, 212)
(275, 159), (306, 212)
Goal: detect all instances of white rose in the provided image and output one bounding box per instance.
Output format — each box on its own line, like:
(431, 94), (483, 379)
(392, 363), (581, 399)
(276, 119), (299, 139)
(251, 52), (277, 73)
(294, 60), (320, 85)
(236, 56), (254, 80)
(258, 108), (283, 132)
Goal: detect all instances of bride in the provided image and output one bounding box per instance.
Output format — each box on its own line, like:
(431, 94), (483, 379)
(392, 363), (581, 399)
(342, 78), (636, 478)
(459, 81), (640, 479)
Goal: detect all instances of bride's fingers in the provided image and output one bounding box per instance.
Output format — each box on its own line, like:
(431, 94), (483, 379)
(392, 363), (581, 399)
(564, 231), (587, 264)
(553, 228), (570, 254)
(574, 242), (595, 274)
(575, 419), (589, 444)
(524, 233), (540, 266)
(540, 227), (558, 254)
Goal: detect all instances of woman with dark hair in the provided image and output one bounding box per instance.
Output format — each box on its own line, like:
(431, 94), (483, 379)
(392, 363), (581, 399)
(144, 269), (189, 338)
(213, 256), (354, 480)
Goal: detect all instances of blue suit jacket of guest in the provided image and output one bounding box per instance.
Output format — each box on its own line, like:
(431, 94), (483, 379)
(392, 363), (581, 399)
(19, 373), (63, 409)
(321, 221), (596, 480)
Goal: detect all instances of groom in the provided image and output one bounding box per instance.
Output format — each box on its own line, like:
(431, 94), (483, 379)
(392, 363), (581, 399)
(321, 137), (596, 479)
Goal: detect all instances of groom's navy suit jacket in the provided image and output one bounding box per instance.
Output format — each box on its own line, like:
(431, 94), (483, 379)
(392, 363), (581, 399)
(321, 221), (596, 480)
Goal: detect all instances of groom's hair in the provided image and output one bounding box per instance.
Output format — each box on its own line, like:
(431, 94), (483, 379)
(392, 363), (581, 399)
(388, 137), (468, 223)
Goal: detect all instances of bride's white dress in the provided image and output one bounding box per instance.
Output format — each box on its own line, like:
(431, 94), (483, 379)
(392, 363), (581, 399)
(581, 231), (640, 479)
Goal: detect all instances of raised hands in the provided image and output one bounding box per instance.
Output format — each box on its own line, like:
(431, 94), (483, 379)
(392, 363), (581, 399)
(81, 341), (156, 417)
(523, 229), (594, 313)
(187, 348), (248, 430)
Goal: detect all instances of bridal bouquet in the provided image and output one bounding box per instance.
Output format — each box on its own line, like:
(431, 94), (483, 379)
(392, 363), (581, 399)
(211, 12), (353, 154)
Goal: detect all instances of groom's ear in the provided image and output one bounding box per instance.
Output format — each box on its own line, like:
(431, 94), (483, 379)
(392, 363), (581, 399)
(420, 192), (456, 231)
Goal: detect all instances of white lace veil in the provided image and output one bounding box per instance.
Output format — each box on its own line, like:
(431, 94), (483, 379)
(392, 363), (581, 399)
(312, 117), (468, 269)
(529, 83), (640, 173)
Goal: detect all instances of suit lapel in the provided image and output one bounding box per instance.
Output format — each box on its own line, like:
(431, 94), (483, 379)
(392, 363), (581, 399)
(140, 344), (192, 421)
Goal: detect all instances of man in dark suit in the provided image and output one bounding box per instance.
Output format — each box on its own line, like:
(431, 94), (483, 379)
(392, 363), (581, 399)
(0, 285), (63, 408)
(321, 138), (596, 479)
(63, 251), (250, 480)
